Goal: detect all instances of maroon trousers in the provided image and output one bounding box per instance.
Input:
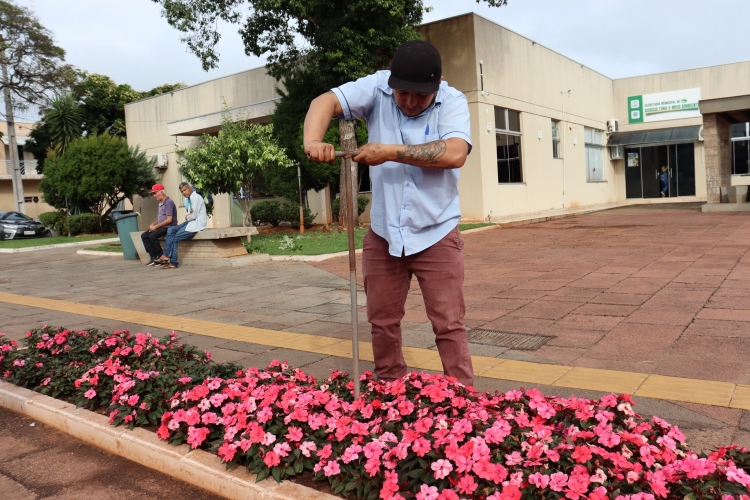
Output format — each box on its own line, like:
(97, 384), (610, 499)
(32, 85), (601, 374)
(362, 226), (474, 386)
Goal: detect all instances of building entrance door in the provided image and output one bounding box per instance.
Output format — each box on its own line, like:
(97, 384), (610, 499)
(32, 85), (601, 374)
(624, 144), (696, 198)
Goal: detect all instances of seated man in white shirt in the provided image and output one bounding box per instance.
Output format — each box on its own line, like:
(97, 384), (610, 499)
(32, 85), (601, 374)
(155, 182), (207, 269)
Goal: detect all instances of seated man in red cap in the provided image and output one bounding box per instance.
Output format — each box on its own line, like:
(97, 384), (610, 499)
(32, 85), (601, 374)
(141, 183), (177, 266)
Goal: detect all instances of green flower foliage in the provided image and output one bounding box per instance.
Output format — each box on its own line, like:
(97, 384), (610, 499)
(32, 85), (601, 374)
(178, 109), (294, 226)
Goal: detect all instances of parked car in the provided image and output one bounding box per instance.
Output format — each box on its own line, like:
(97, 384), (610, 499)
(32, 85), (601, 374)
(0, 211), (49, 240)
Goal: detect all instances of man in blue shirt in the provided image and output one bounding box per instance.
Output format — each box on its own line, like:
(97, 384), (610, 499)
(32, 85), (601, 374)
(304, 40), (474, 386)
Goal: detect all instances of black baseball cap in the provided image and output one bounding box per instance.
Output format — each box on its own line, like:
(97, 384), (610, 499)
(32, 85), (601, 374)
(388, 40), (442, 94)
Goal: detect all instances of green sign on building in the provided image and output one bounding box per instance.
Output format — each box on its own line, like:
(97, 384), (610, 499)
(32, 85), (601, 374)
(627, 88), (701, 124)
(628, 95), (644, 124)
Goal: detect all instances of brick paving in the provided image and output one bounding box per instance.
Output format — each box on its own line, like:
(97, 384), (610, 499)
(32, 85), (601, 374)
(315, 203), (750, 384)
(1, 202), (750, 456)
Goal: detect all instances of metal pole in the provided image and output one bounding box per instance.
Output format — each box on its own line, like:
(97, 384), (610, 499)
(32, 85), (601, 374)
(2, 62), (25, 214)
(297, 163), (305, 234)
(560, 90), (570, 210)
(342, 152), (360, 400)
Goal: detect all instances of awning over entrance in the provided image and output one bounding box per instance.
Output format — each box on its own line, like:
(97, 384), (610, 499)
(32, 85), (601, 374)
(607, 126), (702, 147)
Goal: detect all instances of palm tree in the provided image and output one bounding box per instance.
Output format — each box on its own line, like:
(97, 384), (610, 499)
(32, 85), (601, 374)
(44, 93), (83, 155)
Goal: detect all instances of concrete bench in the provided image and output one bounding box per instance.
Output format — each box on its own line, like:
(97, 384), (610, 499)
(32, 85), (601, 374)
(130, 227), (270, 267)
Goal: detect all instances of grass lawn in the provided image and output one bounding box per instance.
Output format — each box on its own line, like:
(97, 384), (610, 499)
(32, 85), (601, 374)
(0, 234), (117, 249)
(458, 222), (494, 231)
(246, 227), (368, 256)
(84, 244), (123, 253)
(245, 223), (495, 256)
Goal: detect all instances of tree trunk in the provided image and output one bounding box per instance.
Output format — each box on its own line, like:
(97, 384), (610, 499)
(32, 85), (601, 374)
(338, 119), (359, 228)
(236, 190), (251, 227)
(2, 62), (26, 214)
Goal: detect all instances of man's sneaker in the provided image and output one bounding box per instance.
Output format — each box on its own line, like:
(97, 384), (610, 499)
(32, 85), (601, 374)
(147, 259), (158, 266)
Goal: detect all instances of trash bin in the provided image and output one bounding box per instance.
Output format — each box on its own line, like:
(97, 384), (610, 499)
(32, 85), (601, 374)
(111, 211), (139, 261)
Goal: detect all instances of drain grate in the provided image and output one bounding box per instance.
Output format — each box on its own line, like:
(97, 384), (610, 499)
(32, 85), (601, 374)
(466, 329), (554, 350)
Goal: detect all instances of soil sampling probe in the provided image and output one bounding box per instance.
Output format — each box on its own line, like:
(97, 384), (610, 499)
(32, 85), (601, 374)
(334, 148), (362, 399)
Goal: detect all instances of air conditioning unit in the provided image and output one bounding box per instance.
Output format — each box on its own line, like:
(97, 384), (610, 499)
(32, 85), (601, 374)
(607, 118), (619, 133)
(609, 145), (624, 160)
(153, 153), (168, 168)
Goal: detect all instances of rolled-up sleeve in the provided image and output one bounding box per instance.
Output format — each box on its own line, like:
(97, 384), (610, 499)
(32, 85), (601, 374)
(438, 93), (472, 153)
(331, 73), (379, 121)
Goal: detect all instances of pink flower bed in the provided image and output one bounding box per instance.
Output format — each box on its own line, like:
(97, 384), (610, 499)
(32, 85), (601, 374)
(160, 361), (750, 500)
(3, 330), (750, 499)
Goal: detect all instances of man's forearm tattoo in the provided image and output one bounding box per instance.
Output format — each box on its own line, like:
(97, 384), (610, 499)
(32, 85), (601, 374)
(396, 140), (447, 166)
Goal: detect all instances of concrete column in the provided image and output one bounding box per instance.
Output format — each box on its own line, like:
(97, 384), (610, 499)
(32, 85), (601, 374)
(211, 193), (233, 228)
(703, 113), (732, 204)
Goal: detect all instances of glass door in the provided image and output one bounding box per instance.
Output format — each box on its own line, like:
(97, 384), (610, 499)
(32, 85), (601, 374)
(625, 147), (642, 198)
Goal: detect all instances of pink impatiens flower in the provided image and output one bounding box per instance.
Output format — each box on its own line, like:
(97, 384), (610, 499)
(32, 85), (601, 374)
(431, 459), (453, 479)
(549, 472), (569, 492)
(263, 451), (280, 467)
(84, 389), (97, 399)
(416, 484), (439, 500)
(323, 460), (340, 477)
(187, 426), (210, 448)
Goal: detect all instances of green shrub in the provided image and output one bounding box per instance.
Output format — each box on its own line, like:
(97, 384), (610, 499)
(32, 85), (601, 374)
(39, 211), (61, 228)
(38, 210), (69, 235)
(281, 203), (316, 229)
(250, 200), (283, 226)
(331, 194), (370, 219)
(65, 213), (100, 236)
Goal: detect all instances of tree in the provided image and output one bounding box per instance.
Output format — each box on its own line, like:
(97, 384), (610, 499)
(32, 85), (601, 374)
(152, 0), (508, 222)
(0, 0), (76, 213)
(178, 109), (293, 227)
(26, 73), (187, 170)
(39, 134), (157, 225)
(44, 92), (82, 155)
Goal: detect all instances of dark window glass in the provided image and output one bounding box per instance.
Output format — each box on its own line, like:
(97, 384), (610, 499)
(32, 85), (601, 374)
(507, 110), (520, 132)
(6, 212), (32, 221)
(731, 123), (749, 138)
(733, 140), (750, 175)
(497, 133), (522, 183)
(494, 107), (506, 131)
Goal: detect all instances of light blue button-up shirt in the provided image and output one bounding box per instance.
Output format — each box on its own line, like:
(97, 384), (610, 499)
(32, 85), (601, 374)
(332, 70), (472, 257)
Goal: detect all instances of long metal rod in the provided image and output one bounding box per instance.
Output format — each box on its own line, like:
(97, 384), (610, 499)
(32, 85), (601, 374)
(342, 153), (360, 399)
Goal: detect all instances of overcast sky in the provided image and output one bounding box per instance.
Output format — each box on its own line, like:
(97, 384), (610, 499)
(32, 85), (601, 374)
(11, 0), (750, 120)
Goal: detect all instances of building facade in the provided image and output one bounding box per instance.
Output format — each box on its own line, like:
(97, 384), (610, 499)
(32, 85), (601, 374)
(124, 13), (750, 228)
(0, 121), (53, 218)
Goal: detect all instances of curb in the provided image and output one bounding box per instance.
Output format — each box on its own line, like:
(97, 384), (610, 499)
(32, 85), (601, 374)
(0, 381), (337, 500)
(269, 248), (363, 262)
(0, 237), (120, 254)
(76, 249), (123, 257)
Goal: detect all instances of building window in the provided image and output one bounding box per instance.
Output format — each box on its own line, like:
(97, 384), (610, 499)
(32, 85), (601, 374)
(584, 127), (605, 182)
(495, 107), (522, 183)
(551, 119), (561, 158)
(731, 123), (749, 175)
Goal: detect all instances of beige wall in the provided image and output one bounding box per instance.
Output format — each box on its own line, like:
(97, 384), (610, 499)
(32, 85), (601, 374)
(124, 67), (280, 229)
(422, 14), (617, 220)
(123, 13), (748, 226)
(613, 62), (750, 132)
(0, 179), (54, 218)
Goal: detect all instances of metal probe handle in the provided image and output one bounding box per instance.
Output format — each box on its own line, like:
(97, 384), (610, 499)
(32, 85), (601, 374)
(335, 150), (361, 158)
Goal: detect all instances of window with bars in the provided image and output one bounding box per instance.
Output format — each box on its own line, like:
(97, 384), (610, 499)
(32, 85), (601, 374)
(584, 127), (605, 182)
(495, 107), (522, 183)
(551, 119), (561, 158)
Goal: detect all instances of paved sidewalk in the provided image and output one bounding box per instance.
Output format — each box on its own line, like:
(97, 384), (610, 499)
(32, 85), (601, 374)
(0, 407), (222, 500)
(315, 203), (750, 383)
(1, 202), (749, 454)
